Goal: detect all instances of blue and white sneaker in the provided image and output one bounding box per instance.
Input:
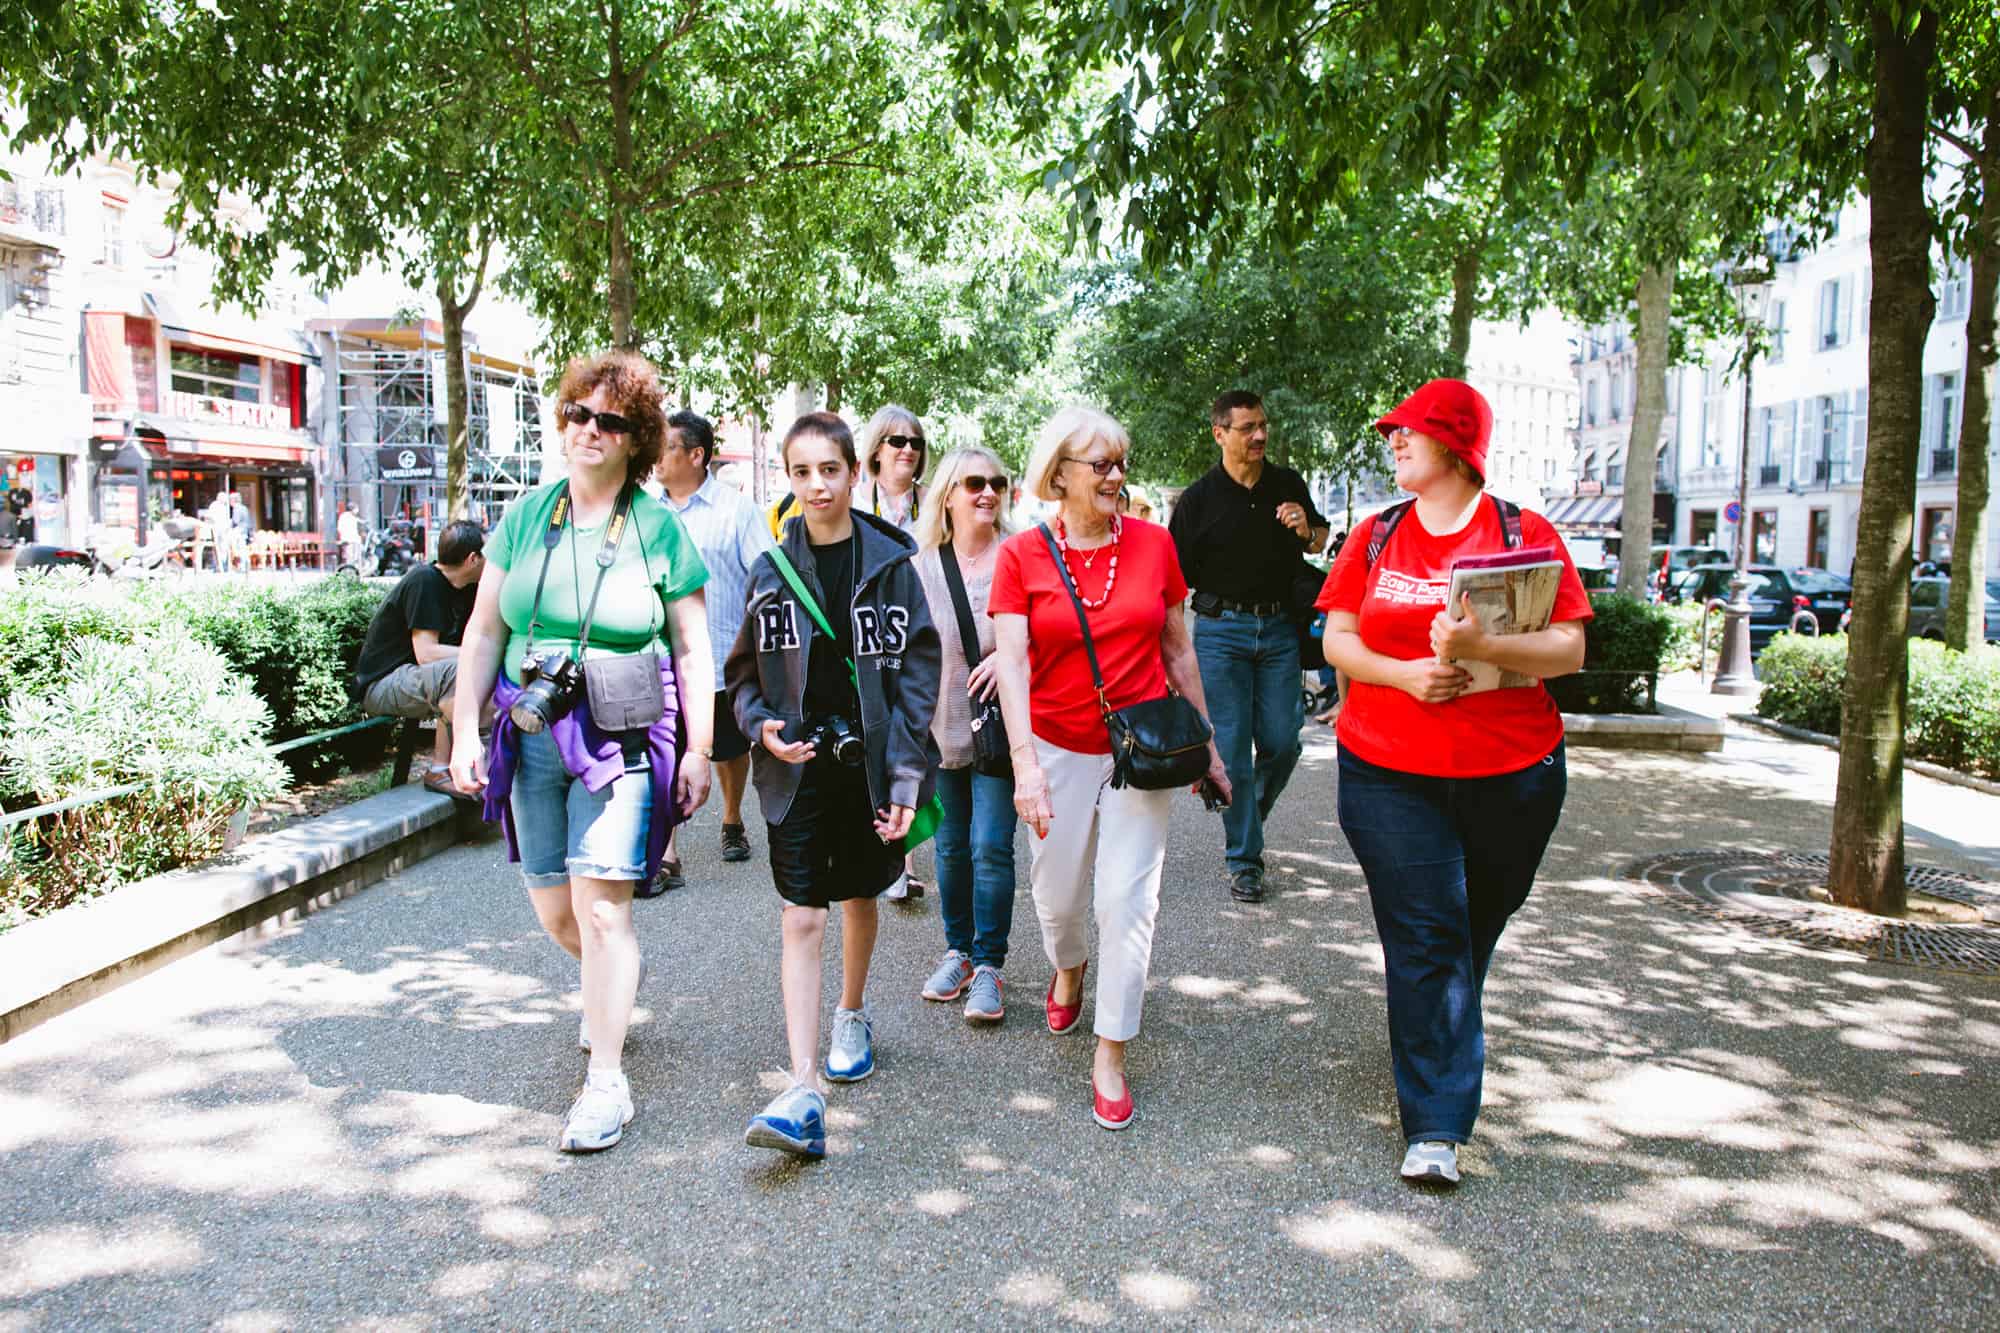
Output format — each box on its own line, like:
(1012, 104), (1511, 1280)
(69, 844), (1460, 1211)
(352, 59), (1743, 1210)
(745, 1084), (827, 1158)
(1400, 1140), (1460, 1185)
(824, 1007), (875, 1082)
(558, 1069), (635, 1153)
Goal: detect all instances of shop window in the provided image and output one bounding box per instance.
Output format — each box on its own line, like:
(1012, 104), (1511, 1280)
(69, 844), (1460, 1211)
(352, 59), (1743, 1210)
(1921, 507), (1953, 564)
(170, 347), (262, 404)
(1753, 509), (1779, 563)
(1691, 510), (1717, 547)
(1808, 509), (1830, 569)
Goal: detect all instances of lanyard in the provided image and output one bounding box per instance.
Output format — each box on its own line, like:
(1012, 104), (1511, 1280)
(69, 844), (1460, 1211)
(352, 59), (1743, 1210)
(521, 482), (635, 664)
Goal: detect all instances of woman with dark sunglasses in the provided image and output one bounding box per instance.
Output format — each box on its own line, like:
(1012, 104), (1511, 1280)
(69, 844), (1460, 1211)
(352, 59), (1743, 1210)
(910, 448), (1020, 1022)
(449, 350), (716, 1155)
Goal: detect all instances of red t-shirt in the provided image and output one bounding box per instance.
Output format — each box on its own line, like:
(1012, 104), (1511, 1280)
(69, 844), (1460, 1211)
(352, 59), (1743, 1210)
(990, 518), (1188, 755)
(1316, 500), (1593, 777)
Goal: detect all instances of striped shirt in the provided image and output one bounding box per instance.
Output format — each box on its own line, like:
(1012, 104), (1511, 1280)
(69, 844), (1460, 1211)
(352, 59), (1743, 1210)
(663, 471), (774, 678)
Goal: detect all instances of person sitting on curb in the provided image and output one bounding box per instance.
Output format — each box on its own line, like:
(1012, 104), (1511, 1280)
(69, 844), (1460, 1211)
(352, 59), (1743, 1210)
(352, 519), (486, 793)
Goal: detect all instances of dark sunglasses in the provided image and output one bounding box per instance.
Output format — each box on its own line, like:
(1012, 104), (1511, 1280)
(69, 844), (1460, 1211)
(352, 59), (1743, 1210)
(958, 474), (1008, 494)
(881, 433), (926, 453)
(1063, 454), (1128, 477)
(560, 401), (636, 435)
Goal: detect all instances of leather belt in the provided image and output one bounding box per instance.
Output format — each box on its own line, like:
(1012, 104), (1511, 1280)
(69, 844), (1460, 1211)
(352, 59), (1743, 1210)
(1192, 592), (1287, 618)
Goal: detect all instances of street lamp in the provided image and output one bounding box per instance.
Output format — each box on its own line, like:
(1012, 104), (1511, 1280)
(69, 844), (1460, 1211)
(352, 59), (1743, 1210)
(1711, 255), (1776, 695)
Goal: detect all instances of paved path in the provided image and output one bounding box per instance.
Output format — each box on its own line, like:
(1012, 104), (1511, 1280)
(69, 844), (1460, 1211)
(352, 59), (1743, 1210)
(3, 715), (1997, 1329)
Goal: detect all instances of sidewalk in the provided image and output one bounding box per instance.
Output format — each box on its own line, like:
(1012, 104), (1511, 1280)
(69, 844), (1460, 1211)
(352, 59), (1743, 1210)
(0, 719), (1994, 1327)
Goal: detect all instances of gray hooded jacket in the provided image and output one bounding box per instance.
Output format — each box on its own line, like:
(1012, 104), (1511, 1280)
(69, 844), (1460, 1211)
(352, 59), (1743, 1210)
(726, 510), (942, 826)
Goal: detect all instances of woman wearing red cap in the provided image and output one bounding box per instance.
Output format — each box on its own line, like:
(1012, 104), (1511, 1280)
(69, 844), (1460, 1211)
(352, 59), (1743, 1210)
(1314, 378), (1590, 1187)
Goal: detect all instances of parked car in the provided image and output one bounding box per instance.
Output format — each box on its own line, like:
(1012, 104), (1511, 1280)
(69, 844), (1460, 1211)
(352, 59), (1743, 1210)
(1908, 575), (2000, 643)
(1649, 544), (1731, 599)
(1667, 563), (1854, 649)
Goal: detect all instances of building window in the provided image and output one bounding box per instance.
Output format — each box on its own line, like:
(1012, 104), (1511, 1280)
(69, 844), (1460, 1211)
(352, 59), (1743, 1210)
(1753, 509), (1779, 563)
(1544, 457), (1556, 482)
(1608, 370), (1623, 421)
(169, 347), (263, 404)
(1585, 381), (1600, 427)
(1920, 507), (1954, 564)
(1691, 509), (1717, 546)
(1921, 372), (1960, 476)
(1808, 508), (1830, 569)
(1766, 299), (1787, 363)
(1817, 275), (1853, 350)
(1700, 367), (1726, 467)
(100, 198), (127, 268)
(1937, 259), (1970, 321)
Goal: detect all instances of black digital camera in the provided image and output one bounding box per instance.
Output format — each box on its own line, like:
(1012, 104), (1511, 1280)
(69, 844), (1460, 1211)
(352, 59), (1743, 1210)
(512, 652), (585, 734)
(806, 715), (865, 767)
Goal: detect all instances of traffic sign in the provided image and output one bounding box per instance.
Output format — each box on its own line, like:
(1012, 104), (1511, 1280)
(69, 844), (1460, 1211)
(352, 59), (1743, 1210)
(1723, 500), (1743, 523)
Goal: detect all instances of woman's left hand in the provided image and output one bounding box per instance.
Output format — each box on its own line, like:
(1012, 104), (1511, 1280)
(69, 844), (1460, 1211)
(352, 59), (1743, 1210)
(1429, 593), (1489, 662)
(874, 803), (915, 844)
(965, 657), (1001, 701)
(677, 752), (712, 817)
(1199, 744), (1231, 805)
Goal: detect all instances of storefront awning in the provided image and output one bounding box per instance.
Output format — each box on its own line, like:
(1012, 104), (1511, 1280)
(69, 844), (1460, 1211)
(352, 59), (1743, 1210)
(146, 292), (317, 365)
(1546, 495), (1625, 533)
(93, 412), (312, 467)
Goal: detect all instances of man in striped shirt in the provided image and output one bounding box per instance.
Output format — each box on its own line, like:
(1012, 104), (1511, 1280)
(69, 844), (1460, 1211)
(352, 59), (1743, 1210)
(654, 410), (775, 889)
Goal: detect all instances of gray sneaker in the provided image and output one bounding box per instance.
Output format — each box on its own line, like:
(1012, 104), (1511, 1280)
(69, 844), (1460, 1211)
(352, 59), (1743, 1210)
(1400, 1140), (1460, 1185)
(964, 966), (1004, 1024)
(921, 949), (974, 1001)
(558, 1069), (635, 1153)
(824, 1007), (875, 1082)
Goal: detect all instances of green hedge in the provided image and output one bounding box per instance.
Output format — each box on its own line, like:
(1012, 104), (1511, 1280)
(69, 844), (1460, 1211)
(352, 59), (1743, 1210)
(1756, 635), (2000, 779)
(1545, 593), (1674, 714)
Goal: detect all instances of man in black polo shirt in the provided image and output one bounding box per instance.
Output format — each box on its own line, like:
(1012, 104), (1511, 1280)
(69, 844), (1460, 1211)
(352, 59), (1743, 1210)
(1169, 390), (1329, 903)
(353, 519), (486, 791)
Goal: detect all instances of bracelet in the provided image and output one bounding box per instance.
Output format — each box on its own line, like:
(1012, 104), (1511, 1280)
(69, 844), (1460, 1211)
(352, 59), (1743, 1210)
(1008, 741), (1037, 756)
(688, 745), (713, 758)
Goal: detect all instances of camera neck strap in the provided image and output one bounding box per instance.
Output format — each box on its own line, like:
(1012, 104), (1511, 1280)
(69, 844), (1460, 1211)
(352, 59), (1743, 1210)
(522, 481), (636, 661)
(765, 536), (860, 691)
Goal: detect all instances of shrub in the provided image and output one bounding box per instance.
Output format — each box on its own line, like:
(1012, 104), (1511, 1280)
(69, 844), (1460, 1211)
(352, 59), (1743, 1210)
(1659, 602), (1713, 675)
(1545, 593), (1673, 714)
(1756, 635), (2000, 779)
(0, 627), (289, 928)
(0, 569), (164, 684)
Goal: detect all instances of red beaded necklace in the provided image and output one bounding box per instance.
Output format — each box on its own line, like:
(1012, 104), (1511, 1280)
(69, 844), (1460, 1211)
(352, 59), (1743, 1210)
(1054, 514), (1122, 609)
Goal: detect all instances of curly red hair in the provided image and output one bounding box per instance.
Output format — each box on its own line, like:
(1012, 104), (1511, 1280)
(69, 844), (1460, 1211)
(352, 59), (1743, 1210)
(556, 350), (667, 486)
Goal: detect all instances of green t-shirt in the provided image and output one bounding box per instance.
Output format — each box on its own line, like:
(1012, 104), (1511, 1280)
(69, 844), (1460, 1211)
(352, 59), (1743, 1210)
(489, 482), (708, 683)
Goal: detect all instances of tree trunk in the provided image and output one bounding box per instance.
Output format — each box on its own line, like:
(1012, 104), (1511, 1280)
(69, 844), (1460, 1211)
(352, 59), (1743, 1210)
(436, 236), (490, 523)
(1617, 263), (1675, 600)
(1945, 106), (1997, 653)
(1447, 248), (1480, 372)
(825, 373), (842, 413)
(1830, 4), (1937, 918)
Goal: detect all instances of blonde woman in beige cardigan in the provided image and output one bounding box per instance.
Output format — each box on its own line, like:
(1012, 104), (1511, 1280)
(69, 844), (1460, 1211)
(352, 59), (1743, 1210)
(910, 447), (1019, 1023)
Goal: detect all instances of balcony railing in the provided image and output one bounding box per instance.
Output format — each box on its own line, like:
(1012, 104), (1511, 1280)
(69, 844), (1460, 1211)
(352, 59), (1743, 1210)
(1932, 448), (1957, 477)
(1812, 459), (1832, 483)
(1758, 464), (1783, 487)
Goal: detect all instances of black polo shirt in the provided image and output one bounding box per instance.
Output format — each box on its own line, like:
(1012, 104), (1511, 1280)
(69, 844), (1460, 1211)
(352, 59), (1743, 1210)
(1168, 462), (1326, 606)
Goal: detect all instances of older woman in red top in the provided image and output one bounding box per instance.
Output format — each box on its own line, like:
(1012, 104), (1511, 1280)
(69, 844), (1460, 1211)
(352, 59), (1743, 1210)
(989, 406), (1229, 1131)
(1316, 379), (1590, 1187)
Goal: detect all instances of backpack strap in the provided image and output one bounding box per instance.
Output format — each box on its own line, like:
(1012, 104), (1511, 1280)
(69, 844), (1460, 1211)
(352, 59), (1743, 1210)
(1363, 499), (1416, 568)
(1491, 494), (1523, 549)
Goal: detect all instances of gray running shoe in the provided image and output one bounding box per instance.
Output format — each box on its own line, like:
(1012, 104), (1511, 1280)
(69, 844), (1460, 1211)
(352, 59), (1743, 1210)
(1400, 1140), (1460, 1185)
(824, 1007), (875, 1082)
(922, 949), (973, 1001)
(964, 966), (1004, 1024)
(559, 1069), (635, 1153)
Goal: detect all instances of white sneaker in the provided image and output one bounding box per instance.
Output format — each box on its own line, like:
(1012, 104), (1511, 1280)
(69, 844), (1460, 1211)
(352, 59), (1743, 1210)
(1399, 1140), (1460, 1185)
(559, 1069), (635, 1153)
(883, 873), (910, 902)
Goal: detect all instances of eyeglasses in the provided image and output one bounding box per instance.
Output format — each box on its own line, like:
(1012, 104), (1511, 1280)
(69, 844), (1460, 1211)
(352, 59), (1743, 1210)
(1224, 420), (1268, 434)
(560, 402), (635, 435)
(1062, 454), (1128, 477)
(881, 434), (926, 453)
(958, 474), (1008, 494)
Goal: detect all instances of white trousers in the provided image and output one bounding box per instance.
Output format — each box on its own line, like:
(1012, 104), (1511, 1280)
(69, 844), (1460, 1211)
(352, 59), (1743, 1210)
(1029, 738), (1174, 1041)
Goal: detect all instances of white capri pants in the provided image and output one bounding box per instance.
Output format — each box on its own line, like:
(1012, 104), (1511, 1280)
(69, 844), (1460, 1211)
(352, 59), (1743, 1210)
(1029, 736), (1174, 1042)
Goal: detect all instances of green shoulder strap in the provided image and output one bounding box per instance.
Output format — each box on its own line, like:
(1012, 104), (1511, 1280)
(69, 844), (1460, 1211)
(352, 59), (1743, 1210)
(763, 542), (942, 849)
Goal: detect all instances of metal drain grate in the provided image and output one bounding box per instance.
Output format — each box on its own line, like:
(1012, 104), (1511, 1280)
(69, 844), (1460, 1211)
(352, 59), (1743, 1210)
(1624, 850), (2000, 976)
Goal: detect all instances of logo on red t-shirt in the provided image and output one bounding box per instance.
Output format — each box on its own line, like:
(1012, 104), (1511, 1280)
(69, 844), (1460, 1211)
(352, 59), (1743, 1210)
(1373, 569), (1449, 607)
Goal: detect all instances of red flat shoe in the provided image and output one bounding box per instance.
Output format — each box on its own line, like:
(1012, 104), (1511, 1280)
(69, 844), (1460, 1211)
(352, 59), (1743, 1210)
(1092, 1072), (1134, 1131)
(1045, 959), (1087, 1035)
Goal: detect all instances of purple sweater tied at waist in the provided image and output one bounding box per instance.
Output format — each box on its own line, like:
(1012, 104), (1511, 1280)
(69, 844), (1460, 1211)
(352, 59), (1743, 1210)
(483, 654), (685, 886)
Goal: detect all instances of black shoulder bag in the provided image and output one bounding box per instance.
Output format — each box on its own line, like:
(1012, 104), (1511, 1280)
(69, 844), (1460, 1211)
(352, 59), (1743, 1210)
(939, 543), (1011, 778)
(1036, 523), (1211, 791)
(521, 483), (666, 733)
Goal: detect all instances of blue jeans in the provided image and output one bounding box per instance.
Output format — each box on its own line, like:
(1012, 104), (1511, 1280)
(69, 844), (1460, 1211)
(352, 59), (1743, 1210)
(1337, 742), (1567, 1145)
(1194, 609), (1304, 877)
(933, 765), (1018, 968)
(509, 729), (652, 889)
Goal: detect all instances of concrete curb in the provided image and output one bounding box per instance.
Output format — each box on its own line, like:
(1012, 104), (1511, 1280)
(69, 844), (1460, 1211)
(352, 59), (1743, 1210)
(0, 785), (472, 1044)
(1561, 701), (1725, 752)
(1730, 713), (2000, 797)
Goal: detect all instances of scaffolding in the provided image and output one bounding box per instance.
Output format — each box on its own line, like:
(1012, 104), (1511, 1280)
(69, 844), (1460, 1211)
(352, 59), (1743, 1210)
(326, 327), (545, 546)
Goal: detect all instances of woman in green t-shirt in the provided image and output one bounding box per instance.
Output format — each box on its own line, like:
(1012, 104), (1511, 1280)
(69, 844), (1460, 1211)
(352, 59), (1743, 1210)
(450, 350), (715, 1155)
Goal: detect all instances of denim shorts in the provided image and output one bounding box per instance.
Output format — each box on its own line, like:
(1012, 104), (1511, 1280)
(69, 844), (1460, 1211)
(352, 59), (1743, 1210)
(509, 729), (652, 889)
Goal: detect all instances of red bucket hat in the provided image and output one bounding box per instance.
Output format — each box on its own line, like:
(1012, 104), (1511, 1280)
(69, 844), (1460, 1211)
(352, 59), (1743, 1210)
(1374, 379), (1493, 483)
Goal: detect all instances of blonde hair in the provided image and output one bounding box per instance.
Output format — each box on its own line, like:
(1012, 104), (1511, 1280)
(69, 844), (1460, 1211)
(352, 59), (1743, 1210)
(1024, 405), (1130, 503)
(858, 404), (925, 477)
(915, 447), (1014, 551)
